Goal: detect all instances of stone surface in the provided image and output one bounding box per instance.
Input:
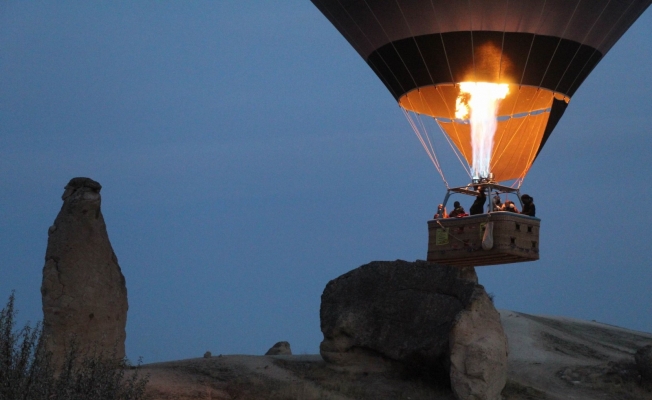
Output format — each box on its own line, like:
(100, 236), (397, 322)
(449, 290), (508, 400)
(265, 341), (292, 356)
(635, 344), (652, 389)
(41, 177), (128, 366)
(320, 260), (507, 399)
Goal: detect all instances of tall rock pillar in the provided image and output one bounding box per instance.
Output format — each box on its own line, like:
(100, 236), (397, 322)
(41, 177), (128, 366)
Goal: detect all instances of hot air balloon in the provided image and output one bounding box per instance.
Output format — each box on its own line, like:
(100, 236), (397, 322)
(312, 0), (651, 266)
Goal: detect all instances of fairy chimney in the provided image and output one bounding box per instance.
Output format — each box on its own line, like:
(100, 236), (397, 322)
(41, 177), (128, 366)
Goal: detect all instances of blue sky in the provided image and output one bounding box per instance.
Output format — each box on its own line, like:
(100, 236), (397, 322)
(1, 2), (651, 363)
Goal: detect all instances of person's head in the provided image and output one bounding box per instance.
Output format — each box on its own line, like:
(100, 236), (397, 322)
(454, 201), (461, 208)
(494, 195), (501, 204)
(521, 194), (532, 203)
(438, 204), (444, 210)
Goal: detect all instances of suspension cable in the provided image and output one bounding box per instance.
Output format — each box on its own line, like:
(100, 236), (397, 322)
(434, 118), (473, 178)
(403, 109), (450, 188)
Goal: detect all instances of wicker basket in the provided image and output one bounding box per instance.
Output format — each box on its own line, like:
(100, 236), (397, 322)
(427, 212), (540, 267)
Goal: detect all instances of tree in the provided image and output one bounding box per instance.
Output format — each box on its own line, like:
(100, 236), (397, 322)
(0, 292), (148, 400)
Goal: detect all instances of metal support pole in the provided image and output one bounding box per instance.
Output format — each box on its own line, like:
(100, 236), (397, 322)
(439, 191), (452, 217)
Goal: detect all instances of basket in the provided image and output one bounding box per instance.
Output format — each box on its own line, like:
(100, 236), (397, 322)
(427, 212), (540, 267)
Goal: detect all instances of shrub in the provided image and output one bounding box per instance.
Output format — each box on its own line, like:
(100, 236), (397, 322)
(0, 292), (148, 400)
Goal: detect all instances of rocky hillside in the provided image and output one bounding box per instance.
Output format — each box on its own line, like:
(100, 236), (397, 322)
(137, 311), (652, 400)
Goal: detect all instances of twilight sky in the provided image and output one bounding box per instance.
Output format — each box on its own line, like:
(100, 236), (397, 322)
(1, 2), (651, 363)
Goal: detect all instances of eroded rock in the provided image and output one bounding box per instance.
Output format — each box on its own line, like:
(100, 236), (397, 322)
(449, 290), (508, 400)
(41, 177), (128, 366)
(265, 341), (292, 355)
(320, 260), (507, 399)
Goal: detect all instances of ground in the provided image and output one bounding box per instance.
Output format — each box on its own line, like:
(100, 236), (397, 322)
(135, 311), (652, 400)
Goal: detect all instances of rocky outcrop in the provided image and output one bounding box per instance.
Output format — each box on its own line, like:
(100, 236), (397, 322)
(636, 344), (652, 389)
(320, 260), (506, 399)
(265, 341), (292, 355)
(449, 290), (508, 400)
(41, 177), (128, 366)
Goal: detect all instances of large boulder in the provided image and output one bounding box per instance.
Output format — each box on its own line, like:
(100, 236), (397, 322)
(41, 177), (128, 366)
(320, 260), (507, 399)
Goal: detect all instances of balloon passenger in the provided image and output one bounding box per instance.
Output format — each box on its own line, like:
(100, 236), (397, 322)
(434, 204), (448, 219)
(469, 186), (486, 215)
(449, 201), (466, 218)
(504, 200), (519, 213)
(521, 194), (536, 217)
(492, 195), (503, 212)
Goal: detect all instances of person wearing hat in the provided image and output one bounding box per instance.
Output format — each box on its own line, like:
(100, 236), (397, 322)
(449, 201), (466, 218)
(521, 194), (536, 216)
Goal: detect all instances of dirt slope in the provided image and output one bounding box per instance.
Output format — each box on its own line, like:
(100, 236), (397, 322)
(137, 311), (652, 400)
(501, 310), (652, 400)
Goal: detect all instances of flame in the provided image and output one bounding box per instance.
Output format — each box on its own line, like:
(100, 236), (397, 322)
(455, 82), (509, 179)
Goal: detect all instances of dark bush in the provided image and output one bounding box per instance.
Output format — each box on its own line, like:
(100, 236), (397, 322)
(0, 292), (148, 400)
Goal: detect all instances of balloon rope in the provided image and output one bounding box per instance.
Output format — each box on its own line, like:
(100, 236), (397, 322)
(403, 110), (450, 188)
(435, 118), (472, 179)
(405, 111), (446, 185)
(416, 112), (441, 169)
(412, 89), (471, 178)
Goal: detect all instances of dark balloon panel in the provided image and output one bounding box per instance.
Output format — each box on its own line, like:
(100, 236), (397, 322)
(366, 32), (603, 99)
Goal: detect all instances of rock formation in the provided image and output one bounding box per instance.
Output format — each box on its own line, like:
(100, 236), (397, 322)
(265, 341), (292, 355)
(41, 177), (128, 366)
(449, 289), (508, 400)
(320, 260), (507, 400)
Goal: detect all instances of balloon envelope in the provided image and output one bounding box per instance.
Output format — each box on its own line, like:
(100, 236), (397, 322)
(312, 0), (651, 181)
